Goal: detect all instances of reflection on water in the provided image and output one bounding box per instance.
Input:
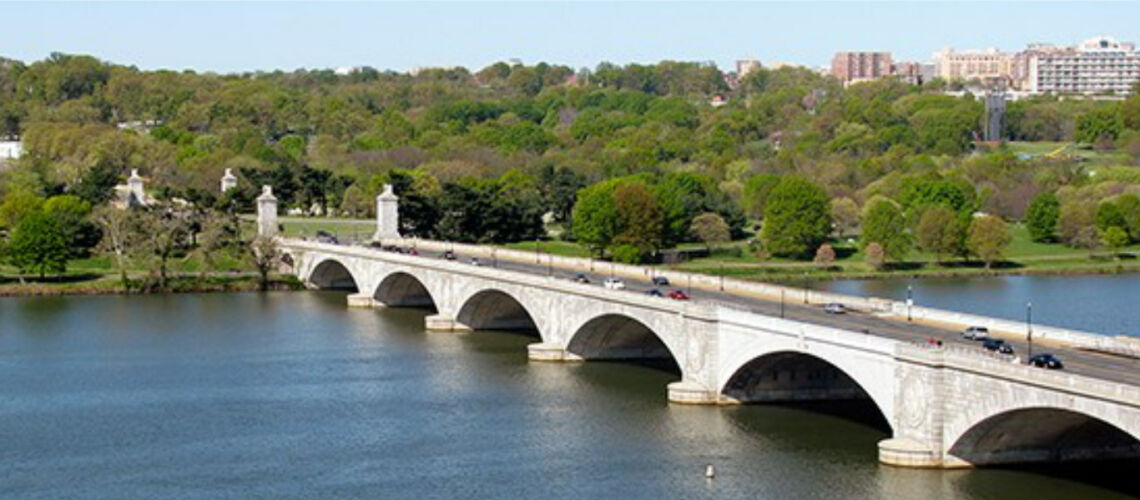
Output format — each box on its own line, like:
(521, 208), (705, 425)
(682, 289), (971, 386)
(813, 273), (1140, 337)
(0, 292), (1135, 499)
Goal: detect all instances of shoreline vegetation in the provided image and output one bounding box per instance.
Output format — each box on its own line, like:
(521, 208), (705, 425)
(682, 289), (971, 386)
(4, 216), (1139, 298)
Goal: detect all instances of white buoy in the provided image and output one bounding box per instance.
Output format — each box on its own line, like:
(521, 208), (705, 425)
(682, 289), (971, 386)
(705, 464), (716, 479)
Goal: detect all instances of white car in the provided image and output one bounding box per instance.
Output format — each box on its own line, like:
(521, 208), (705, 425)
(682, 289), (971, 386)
(603, 277), (625, 290)
(962, 326), (989, 340)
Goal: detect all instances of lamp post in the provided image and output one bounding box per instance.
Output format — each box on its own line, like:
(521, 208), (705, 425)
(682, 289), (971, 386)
(492, 248), (497, 268)
(535, 238), (541, 264)
(719, 262), (725, 291)
(802, 272), (809, 304)
(1026, 301), (1033, 359)
(907, 285), (913, 322)
(780, 289), (785, 318)
(548, 254), (553, 277)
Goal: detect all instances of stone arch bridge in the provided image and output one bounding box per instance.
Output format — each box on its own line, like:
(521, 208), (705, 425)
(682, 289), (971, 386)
(281, 239), (1140, 469)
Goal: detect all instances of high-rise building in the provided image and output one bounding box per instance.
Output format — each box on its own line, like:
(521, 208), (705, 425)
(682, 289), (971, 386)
(831, 52), (893, 84)
(933, 47), (1014, 84)
(1024, 36), (1140, 95)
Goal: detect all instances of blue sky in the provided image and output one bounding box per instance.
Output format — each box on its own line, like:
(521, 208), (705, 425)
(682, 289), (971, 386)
(2, 1), (1138, 73)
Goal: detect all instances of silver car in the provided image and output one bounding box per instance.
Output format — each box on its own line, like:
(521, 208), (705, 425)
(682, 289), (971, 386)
(962, 326), (989, 340)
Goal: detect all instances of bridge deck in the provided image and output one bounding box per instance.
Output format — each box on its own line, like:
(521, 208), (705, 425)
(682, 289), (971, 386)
(285, 239), (1140, 388)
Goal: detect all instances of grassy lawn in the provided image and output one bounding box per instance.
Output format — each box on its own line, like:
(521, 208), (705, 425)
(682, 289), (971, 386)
(500, 239), (593, 258)
(275, 216), (375, 239)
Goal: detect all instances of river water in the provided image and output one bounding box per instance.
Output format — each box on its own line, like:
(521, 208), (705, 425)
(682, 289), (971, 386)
(812, 273), (1140, 337)
(0, 292), (1136, 499)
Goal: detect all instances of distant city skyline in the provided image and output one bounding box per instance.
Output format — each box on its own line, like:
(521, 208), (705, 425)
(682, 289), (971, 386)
(1, 1), (1138, 74)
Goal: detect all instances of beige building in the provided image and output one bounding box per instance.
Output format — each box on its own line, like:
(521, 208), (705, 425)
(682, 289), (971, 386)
(933, 47), (1014, 83)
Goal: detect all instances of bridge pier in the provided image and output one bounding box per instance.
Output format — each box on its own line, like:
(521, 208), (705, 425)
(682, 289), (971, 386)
(667, 380), (720, 405)
(425, 314), (472, 332)
(346, 293), (383, 308)
(877, 438), (946, 468)
(526, 342), (583, 362)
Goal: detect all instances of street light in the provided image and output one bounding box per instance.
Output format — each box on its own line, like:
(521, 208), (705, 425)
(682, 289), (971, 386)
(802, 272), (809, 304)
(719, 262), (725, 291)
(780, 289), (785, 318)
(1027, 301), (1033, 359)
(535, 238), (541, 264)
(907, 285), (913, 322)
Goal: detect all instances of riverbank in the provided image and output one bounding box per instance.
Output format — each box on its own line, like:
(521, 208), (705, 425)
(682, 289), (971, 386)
(0, 273), (304, 297)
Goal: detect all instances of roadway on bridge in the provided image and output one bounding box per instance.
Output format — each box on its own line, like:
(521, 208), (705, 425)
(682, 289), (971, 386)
(393, 246), (1140, 387)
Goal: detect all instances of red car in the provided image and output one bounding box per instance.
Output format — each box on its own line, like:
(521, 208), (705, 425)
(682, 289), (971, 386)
(668, 290), (690, 300)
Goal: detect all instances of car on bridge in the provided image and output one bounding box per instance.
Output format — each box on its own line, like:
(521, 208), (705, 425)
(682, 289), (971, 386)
(442, 250), (457, 260)
(652, 276), (670, 286)
(315, 230), (338, 244)
(668, 290), (690, 300)
(962, 326), (990, 340)
(573, 273), (590, 284)
(982, 338), (1014, 355)
(824, 303), (846, 314)
(1028, 353), (1064, 369)
(603, 277), (625, 290)
(645, 289), (664, 297)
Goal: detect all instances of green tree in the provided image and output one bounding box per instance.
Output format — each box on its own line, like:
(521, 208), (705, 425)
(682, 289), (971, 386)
(43, 195), (100, 258)
(967, 215), (1011, 269)
(1095, 201), (1126, 232)
(1075, 106), (1124, 144)
(614, 181), (663, 256)
(830, 197), (860, 239)
(915, 205), (965, 263)
(1100, 226), (1130, 257)
(571, 180), (620, 256)
(1115, 194), (1140, 242)
(689, 212), (731, 252)
(1059, 199), (1097, 247)
(0, 190), (44, 229)
(1025, 192), (1061, 242)
(93, 204), (136, 291)
(7, 211), (70, 279)
(741, 174), (782, 219)
(860, 198), (911, 263)
(760, 177), (832, 258)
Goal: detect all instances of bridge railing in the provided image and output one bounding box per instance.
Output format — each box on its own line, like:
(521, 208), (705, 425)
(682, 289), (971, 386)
(897, 342), (1140, 405)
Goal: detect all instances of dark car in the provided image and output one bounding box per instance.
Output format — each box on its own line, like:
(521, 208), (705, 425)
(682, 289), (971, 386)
(1028, 354), (1064, 369)
(982, 338), (1014, 355)
(315, 230), (338, 244)
(442, 250), (457, 261)
(574, 273), (590, 284)
(652, 276), (670, 286)
(645, 289), (664, 297)
(407, 248), (419, 256)
(668, 289), (690, 300)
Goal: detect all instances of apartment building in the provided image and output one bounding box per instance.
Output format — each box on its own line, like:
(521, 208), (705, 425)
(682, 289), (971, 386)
(1024, 36), (1140, 95)
(831, 52), (892, 84)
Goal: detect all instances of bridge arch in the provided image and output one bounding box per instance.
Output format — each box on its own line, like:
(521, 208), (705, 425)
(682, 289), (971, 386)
(719, 349), (893, 431)
(455, 288), (542, 338)
(374, 271), (438, 310)
(308, 258), (360, 291)
(565, 313), (682, 374)
(947, 406), (1140, 466)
